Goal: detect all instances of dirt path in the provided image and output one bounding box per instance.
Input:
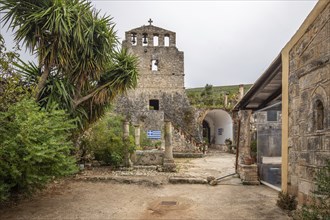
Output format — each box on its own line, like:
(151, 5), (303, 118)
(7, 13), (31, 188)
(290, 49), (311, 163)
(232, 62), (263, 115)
(175, 150), (236, 178)
(0, 151), (290, 219)
(0, 181), (289, 220)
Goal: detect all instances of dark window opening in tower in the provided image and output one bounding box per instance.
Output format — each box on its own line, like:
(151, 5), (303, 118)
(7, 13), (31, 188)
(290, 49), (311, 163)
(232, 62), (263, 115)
(149, 99), (159, 110)
(315, 100), (324, 130)
(151, 59), (158, 71)
(142, 33), (148, 46)
(164, 35), (170, 47)
(131, 33), (137, 46)
(153, 35), (159, 46)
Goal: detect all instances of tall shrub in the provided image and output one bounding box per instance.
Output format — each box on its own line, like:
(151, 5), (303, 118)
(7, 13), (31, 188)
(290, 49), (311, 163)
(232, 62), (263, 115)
(0, 98), (78, 201)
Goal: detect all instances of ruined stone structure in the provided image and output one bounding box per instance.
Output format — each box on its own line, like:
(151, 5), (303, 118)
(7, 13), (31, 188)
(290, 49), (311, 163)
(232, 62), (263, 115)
(116, 21), (199, 152)
(286, 1), (330, 204)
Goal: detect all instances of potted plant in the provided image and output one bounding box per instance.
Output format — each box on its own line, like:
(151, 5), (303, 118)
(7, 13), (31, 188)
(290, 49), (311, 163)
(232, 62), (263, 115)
(225, 138), (232, 152)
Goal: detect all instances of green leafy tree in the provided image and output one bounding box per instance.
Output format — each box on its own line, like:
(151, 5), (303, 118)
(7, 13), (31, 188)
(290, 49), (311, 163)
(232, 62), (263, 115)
(0, 0), (139, 129)
(0, 34), (28, 112)
(200, 84), (213, 106)
(0, 98), (78, 201)
(0, 33), (77, 203)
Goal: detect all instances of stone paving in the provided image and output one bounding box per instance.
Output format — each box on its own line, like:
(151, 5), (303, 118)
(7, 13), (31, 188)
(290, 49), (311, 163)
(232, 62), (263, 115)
(75, 150), (238, 186)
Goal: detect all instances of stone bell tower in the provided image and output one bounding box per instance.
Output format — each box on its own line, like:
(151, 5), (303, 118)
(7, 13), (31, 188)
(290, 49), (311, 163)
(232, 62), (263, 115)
(122, 19), (185, 92)
(116, 20), (198, 152)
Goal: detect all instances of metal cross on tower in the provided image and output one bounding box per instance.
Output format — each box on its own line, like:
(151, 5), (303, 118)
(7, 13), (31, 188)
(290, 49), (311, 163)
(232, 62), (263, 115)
(148, 18), (153, 25)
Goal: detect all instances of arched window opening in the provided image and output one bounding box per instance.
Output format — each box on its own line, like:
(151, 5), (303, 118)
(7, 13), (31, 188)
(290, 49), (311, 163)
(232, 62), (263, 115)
(142, 33), (148, 46)
(131, 33), (137, 46)
(153, 35), (159, 46)
(151, 59), (158, 71)
(164, 35), (170, 47)
(315, 100), (324, 130)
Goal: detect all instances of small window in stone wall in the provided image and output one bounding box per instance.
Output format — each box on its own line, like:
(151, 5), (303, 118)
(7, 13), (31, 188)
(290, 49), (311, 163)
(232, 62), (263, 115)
(164, 35), (170, 47)
(151, 59), (158, 71)
(149, 99), (159, 110)
(315, 100), (324, 130)
(267, 110), (277, 121)
(131, 33), (137, 46)
(142, 33), (148, 46)
(153, 35), (159, 46)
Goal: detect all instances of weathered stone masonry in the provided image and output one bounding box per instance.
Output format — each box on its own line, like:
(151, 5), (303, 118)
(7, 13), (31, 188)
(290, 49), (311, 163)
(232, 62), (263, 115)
(287, 1), (330, 204)
(116, 23), (199, 152)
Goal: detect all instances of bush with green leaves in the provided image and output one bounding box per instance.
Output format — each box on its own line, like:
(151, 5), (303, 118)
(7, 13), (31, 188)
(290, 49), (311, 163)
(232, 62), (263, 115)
(0, 34), (28, 112)
(0, 98), (78, 201)
(81, 113), (135, 166)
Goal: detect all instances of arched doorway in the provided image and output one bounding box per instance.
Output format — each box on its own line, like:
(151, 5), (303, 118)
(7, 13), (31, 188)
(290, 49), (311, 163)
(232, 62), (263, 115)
(202, 120), (211, 144)
(202, 109), (233, 149)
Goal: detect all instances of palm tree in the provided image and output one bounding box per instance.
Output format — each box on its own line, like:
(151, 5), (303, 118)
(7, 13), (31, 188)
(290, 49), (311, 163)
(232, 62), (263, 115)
(1, 0), (138, 128)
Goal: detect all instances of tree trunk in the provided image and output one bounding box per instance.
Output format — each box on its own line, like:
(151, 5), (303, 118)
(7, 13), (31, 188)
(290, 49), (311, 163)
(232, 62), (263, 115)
(35, 65), (50, 100)
(73, 82), (112, 109)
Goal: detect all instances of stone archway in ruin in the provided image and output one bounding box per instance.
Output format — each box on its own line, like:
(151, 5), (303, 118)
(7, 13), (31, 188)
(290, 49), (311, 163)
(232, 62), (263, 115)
(202, 109), (233, 148)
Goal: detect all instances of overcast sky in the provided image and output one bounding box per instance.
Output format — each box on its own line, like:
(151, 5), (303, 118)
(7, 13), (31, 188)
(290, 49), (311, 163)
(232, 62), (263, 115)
(1, 1), (318, 88)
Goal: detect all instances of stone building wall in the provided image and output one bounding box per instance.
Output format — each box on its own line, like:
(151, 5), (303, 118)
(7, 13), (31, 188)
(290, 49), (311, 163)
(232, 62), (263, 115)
(116, 23), (199, 152)
(287, 2), (330, 204)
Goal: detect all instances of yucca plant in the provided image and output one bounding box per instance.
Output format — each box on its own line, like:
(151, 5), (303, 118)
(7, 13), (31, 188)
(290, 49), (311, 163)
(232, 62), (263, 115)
(1, 0), (139, 130)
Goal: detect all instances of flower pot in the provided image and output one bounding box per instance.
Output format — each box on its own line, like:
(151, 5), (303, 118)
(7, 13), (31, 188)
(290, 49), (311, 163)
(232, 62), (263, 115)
(244, 157), (252, 165)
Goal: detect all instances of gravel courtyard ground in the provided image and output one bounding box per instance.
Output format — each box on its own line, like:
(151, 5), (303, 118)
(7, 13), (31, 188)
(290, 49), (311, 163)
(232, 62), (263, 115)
(0, 150), (290, 219)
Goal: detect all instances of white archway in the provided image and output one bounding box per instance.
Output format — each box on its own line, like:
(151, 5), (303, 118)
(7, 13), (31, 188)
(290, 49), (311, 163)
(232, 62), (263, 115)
(202, 109), (233, 146)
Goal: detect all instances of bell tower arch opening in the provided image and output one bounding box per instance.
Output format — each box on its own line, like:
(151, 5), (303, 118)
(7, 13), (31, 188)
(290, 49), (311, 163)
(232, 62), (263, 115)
(202, 109), (233, 149)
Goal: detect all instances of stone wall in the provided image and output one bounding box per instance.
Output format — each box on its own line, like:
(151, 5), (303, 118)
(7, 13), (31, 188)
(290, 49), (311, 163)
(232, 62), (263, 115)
(134, 150), (164, 166)
(238, 164), (259, 185)
(172, 127), (199, 152)
(287, 2), (330, 204)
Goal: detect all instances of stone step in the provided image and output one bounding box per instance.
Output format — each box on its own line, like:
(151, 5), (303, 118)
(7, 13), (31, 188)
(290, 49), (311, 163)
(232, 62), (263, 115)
(173, 152), (204, 158)
(74, 175), (166, 186)
(169, 176), (208, 184)
(242, 180), (260, 185)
